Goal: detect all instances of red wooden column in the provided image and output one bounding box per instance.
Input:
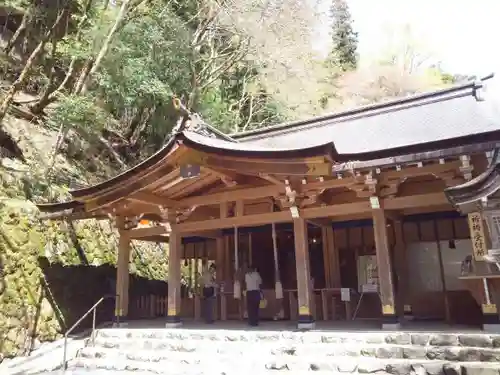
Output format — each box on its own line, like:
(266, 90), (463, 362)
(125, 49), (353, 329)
(166, 229), (182, 327)
(294, 218), (314, 329)
(372, 201), (400, 329)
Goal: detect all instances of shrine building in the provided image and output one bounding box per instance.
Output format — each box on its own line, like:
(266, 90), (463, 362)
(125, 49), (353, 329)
(37, 75), (500, 331)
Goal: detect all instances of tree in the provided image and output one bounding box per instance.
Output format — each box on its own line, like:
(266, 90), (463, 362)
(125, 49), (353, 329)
(0, 8), (68, 124)
(327, 0), (358, 72)
(331, 24), (454, 110)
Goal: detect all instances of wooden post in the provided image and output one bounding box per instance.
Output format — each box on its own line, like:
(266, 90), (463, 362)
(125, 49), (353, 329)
(433, 220), (451, 323)
(293, 218), (314, 329)
(323, 226), (340, 288)
(393, 220), (412, 320)
(216, 237), (224, 283)
(166, 229), (182, 327)
(372, 206), (400, 329)
(321, 228), (331, 288)
(215, 236), (225, 320)
(115, 228), (131, 326)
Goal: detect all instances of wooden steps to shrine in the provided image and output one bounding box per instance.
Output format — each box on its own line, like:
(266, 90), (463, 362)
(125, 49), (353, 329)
(59, 328), (500, 375)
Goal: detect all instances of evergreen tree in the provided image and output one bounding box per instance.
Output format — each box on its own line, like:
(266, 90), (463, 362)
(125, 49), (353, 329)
(328, 0), (358, 72)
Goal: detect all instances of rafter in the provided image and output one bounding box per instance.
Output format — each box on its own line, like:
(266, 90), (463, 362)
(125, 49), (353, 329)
(202, 166), (238, 187)
(258, 173), (286, 187)
(129, 191), (179, 208)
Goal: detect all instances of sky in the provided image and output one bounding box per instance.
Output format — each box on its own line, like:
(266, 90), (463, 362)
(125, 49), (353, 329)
(313, 0), (500, 76)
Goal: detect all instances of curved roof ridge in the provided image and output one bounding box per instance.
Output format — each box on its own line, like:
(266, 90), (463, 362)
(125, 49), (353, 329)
(70, 112), (236, 199)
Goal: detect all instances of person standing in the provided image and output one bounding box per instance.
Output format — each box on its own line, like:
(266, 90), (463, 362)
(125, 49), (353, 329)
(200, 264), (216, 324)
(245, 265), (262, 327)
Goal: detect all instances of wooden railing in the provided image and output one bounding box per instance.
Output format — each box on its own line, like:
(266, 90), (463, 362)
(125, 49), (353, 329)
(131, 287), (355, 321)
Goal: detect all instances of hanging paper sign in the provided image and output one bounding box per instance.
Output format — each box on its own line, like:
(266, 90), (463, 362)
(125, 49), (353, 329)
(341, 288), (350, 302)
(468, 212), (487, 261)
(357, 255), (379, 292)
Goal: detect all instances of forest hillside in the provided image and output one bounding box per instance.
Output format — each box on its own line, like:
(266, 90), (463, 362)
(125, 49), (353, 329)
(0, 0), (467, 360)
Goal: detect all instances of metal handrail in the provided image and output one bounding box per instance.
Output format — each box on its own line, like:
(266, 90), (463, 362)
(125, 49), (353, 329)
(62, 294), (117, 370)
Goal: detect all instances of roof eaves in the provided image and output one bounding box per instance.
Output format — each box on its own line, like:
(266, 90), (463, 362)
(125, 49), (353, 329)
(70, 133), (180, 199)
(444, 162), (500, 208)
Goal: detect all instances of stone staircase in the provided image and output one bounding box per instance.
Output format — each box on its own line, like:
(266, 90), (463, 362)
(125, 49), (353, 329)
(55, 328), (500, 375)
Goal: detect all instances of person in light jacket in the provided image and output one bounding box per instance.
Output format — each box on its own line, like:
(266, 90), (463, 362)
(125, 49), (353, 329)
(200, 264), (216, 324)
(245, 265), (262, 326)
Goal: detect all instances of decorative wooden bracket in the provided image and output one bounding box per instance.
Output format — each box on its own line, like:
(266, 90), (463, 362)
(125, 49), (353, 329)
(459, 155), (474, 181)
(112, 215), (140, 230)
(285, 179), (300, 217)
(348, 172), (378, 198)
(379, 182), (401, 198)
(438, 171), (466, 187)
(204, 167), (237, 187)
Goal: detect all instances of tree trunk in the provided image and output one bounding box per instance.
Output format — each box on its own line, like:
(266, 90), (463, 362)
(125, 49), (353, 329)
(31, 1), (93, 113)
(72, 57), (93, 94)
(4, 10), (30, 55)
(79, 0), (133, 95)
(30, 38), (58, 114)
(0, 10), (67, 125)
(46, 124), (69, 177)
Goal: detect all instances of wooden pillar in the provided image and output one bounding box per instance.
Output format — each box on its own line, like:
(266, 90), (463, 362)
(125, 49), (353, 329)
(115, 229), (131, 326)
(166, 229), (182, 327)
(294, 218), (314, 329)
(215, 236), (227, 320)
(393, 220), (412, 320)
(322, 227), (331, 289)
(322, 226), (340, 288)
(216, 237), (224, 283)
(372, 207), (400, 329)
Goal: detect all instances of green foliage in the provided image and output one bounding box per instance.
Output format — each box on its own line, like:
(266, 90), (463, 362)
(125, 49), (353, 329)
(46, 94), (111, 136)
(93, 6), (192, 143)
(328, 0), (358, 72)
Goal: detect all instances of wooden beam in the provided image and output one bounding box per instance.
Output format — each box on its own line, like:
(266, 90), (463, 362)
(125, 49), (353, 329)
(130, 225), (168, 239)
(178, 177), (356, 207)
(176, 192), (449, 233)
(132, 235), (169, 243)
(203, 167), (237, 187)
(177, 211), (292, 232)
(307, 218), (331, 228)
(130, 225), (222, 240)
(178, 149), (332, 176)
(383, 192), (448, 210)
(129, 191), (179, 208)
(259, 173), (286, 187)
(380, 160), (461, 182)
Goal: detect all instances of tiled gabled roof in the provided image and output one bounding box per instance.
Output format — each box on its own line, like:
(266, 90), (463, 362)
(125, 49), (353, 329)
(231, 74), (499, 158)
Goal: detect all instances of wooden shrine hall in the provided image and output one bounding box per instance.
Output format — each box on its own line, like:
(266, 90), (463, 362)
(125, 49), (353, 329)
(37, 76), (500, 330)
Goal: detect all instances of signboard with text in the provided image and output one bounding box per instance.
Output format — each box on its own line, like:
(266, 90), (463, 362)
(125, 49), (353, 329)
(467, 212), (487, 261)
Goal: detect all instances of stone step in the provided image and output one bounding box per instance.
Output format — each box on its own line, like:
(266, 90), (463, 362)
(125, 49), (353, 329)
(68, 355), (500, 375)
(85, 339), (500, 362)
(94, 329), (500, 348)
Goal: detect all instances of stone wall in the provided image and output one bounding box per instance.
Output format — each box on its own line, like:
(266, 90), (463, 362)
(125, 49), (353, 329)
(0, 257), (169, 361)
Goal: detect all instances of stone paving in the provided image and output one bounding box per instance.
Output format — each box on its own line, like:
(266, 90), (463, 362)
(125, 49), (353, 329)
(54, 323), (500, 375)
